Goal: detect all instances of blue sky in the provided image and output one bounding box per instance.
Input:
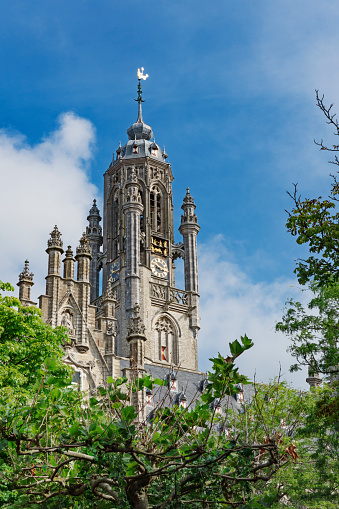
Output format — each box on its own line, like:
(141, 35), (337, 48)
(1, 0), (339, 388)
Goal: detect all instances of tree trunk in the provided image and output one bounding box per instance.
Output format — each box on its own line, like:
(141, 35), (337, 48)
(126, 478), (150, 509)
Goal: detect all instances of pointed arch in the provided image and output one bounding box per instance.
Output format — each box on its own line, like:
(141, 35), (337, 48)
(152, 312), (180, 365)
(150, 185), (163, 234)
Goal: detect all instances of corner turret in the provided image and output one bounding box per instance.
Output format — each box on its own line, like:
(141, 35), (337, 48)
(17, 260), (36, 306)
(179, 188), (200, 336)
(86, 199), (103, 301)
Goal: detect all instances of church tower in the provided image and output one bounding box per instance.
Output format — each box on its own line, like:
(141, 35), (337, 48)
(19, 69), (202, 395)
(97, 69), (200, 373)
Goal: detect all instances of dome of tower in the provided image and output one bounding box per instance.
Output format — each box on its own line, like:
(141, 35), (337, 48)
(127, 103), (153, 141)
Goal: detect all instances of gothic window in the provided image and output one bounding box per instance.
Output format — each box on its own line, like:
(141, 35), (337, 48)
(139, 189), (144, 231)
(112, 189), (119, 238)
(154, 316), (178, 365)
(150, 186), (163, 234)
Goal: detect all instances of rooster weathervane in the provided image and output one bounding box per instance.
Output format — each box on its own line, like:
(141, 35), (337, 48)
(136, 67), (149, 104)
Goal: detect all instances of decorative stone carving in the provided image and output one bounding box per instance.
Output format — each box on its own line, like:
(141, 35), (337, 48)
(76, 232), (91, 256)
(18, 260), (34, 282)
(172, 242), (185, 260)
(106, 319), (117, 336)
(128, 303), (146, 337)
(151, 283), (166, 300)
(155, 316), (174, 334)
(48, 225), (63, 249)
(169, 289), (188, 306)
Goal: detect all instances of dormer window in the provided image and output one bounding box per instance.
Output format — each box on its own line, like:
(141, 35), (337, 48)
(146, 389), (153, 406)
(116, 143), (122, 160)
(151, 141), (158, 157)
(132, 140), (138, 154)
(166, 370), (178, 391)
(176, 391), (187, 408)
(199, 379), (209, 393)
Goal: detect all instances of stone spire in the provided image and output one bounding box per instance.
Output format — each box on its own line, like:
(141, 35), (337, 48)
(127, 68), (153, 141)
(86, 199), (103, 301)
(17, 260), (35, 306)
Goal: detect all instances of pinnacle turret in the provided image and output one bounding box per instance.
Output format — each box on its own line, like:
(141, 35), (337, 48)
(76, 233), (92, 257)
(47, 225), (63, 250)
(17, 260), (35, 306)
(18, 260), (34, 282)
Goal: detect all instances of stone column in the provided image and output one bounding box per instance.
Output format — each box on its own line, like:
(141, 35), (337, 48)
(179, 188), (200, 335)
(122, 169), (143, 315)
(75, 233), (92, 353)
(126, 303), (147, 422)
(45, 226), (64, 327)
(86, 199), (103, 302)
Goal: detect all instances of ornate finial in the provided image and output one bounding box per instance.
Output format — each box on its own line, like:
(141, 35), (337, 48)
(65, 245), (74, 258)
(76, 232), (92, 256)
(183, 188), (194, 205)
(88, 199), (100, 217)
(48, 225), (63, 249)
(162, 146), (168, 160)
(18, 260), (34, 282)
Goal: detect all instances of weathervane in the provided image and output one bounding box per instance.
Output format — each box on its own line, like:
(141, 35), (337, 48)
(136, 67), (149, 104)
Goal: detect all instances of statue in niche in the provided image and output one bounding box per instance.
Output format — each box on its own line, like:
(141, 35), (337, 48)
(61, 310), (75, 336)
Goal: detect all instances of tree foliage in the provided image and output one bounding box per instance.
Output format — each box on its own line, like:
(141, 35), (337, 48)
(0, 328), (300, 509)
(0, 281), (70, 398)
(276, 91), (339, 507)
(286, 91), (339, 288)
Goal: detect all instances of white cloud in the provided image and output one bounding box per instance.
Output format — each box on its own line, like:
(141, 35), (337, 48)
(198, 235), (310, 389)
(0, 112), (98, 298)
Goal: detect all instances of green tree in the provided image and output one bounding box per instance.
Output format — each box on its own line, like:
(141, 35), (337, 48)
(0, 281), (70, 398)
(286, 91), (339, 288)
(0, 281), (71, 506)
(275, 91), (339, 507)
(0, 333), (299, 509)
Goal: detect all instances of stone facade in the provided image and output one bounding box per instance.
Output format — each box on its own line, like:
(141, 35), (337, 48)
(18, 84), (205, 399)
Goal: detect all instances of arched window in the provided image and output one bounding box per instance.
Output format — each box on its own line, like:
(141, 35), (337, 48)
(154, 316), (178, 365)
(112, 189), (119, 238)
(150, 186), (162, 233)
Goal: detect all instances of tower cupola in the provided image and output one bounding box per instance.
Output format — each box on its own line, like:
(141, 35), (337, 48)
(114, 69), (168, 163)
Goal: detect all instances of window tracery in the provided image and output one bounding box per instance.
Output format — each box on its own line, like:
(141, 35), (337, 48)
(154, 316), (178, 364)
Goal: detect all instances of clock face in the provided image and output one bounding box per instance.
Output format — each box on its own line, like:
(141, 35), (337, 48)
(108, 259), (120, 284)
(151, 257), (168, 279)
